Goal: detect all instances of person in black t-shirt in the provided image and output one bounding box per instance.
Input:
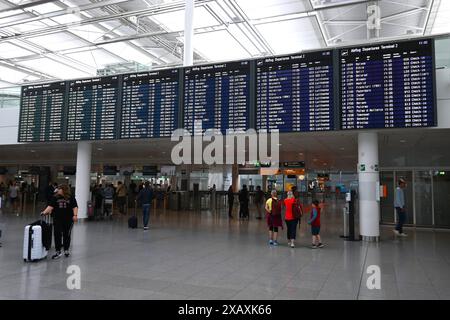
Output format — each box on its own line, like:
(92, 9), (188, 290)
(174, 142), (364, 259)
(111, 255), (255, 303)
(42, 184), (78, 259)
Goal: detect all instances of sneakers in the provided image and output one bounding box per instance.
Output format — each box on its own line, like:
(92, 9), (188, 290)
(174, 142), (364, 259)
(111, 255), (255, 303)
(143, 226), (149, 230)
(311, 244), (317, 249)
(269, 240), (274, 246)
(393, 229), (400, 236)
(64, 250), (70, 257)
(317, 243), (325, 248)
(52, 251), (63, 260)
(290, 242), (295, 248)
(399, 233), (408, 237)
(272, 241), (279, 246)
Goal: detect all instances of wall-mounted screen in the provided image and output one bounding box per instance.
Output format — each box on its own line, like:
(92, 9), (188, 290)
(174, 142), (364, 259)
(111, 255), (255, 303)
(120, 69), (179, 139)
(339, 39), (436, 129)
(66, 76), (119, 141)
(183, 61), (250, 134)
(18, 81), (66, 142)
(256, 50), (335, 132)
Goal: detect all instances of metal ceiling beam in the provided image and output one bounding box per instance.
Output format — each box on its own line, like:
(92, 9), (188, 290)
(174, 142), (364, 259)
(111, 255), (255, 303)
(0, 0), (214, 42)
(0, 0), (56, 14)
(0, 0), (130, 29)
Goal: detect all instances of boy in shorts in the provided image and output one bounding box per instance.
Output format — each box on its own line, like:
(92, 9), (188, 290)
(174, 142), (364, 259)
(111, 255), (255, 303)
(308, 200), (324, 249)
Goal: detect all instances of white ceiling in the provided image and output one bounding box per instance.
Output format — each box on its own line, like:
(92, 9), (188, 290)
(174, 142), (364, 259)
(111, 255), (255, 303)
(1, 129), (449, 171)
(0, 0), (447, 89)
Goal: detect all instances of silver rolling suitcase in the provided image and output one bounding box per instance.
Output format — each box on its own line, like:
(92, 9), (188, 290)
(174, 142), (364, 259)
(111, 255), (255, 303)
(23, 215), (52, 262)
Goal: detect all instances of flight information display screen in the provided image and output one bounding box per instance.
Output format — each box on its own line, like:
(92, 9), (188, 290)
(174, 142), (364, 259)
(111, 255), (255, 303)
(121, 69), (179, 139)
(18, 81), (66, 142)
(256, 50), (334, 132)
(66, 76), (119, 140)
(183, 61), (250, 134)
(340, 39), (436, 129)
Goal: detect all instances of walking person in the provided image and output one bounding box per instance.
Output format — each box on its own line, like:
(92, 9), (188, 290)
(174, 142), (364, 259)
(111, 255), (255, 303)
(137, 181), (154, 230)
(254, 186), (265, 220)
(238, 185), (249, 220)
(41, 185), (78, 259)
(394, 178), (408, 237)
(265, 190), (283, 246)
(227, 186), (234, 219)
(283, 191), (302, 248)
(308, 200), (324, 249)
(116, 181), (127, 215)
(8, 181), (20, 215)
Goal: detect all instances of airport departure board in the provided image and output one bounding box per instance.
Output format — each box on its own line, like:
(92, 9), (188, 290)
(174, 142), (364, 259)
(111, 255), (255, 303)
(121, 69), (179, 139)
(256, 50), (334, 132)
(183, 61), (250, 134)
(18, 82), (66, 142)
(340, 39), (436, 129)
(66, 76), (119, 140)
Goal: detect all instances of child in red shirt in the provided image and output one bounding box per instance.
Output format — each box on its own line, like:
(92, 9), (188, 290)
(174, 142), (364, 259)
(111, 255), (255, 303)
(308, 200), (324, 249)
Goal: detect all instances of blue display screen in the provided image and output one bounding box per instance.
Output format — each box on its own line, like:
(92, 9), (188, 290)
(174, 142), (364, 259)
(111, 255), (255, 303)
(19, 81), (66, 142)
(256, 50), (334, 132)
(339, 39), (435, 129)
(66, 76), (119, 141)
(120, 69), (179, 139)
(183, 61), (250, 135)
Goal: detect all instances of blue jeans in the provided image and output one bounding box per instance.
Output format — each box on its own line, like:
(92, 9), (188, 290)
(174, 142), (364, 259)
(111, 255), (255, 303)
(395, 207), (406, 234)
(142, 204), (151, 227)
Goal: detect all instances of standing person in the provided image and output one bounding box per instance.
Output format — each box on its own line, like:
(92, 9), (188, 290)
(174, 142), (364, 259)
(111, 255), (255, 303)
(136, 181), (153, 230)
(116, 181), (127, 215)
(308, 200), (324, 249)
(46, 182), (55, 205)
(227, 186), (234, 219)
(265, 190), (283, 246)
(41, 185), (78, 259)
(283, 191), (302, 248)
(102, 183), (114, 219)
(93, 184), (103, 219)
(8, 181), (19, 214)
(254, 186), (265, 220)
(394, 178), (408, 237)
(238, 185), (249, 220)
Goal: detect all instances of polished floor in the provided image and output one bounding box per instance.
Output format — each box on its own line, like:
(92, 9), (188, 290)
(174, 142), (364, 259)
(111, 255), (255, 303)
(0, 200), (449, 300)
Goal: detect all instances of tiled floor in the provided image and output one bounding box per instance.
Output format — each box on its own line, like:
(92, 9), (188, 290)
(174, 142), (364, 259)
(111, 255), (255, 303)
(0, 200), (449, 300)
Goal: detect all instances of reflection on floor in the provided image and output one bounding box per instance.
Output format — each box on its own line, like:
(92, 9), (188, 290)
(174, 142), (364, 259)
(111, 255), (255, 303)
(0, 200), (449, 300)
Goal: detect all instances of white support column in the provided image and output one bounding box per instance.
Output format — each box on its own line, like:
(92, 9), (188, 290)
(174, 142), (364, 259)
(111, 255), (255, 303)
(358, 132), (380, 241)
(75, 141), (92, 219)
(184, 0), (194, 67)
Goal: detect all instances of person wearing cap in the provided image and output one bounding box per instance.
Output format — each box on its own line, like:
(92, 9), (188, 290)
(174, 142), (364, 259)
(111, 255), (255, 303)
(394, 178), (408, 237)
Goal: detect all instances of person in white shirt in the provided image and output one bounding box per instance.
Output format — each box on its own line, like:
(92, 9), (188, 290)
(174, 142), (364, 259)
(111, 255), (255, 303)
(394, 178), (407, 237)
(8, 181), (20, 214)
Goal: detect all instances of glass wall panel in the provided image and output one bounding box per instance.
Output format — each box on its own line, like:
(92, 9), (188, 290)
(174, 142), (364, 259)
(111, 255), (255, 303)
(380, 171), (395, 223)
(414, 170), (433, 226)
(433, 171), (450, 228)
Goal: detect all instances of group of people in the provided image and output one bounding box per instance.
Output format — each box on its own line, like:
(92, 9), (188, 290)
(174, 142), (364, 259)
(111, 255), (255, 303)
(227, 185), (324, 249)
(0, 180), (39, 214)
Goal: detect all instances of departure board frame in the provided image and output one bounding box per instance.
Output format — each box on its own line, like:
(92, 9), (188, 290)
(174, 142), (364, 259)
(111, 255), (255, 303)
(66, 75), (122, 141)
(255, 49), (337, 133)
(18, 81), (67, 142)
(181, 59), (253, 135)
(120, 68), (181, 139)
(338, 38), (437, 130)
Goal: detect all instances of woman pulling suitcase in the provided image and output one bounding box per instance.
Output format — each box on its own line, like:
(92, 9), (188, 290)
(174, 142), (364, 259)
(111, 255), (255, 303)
(41, 184), (78, 259)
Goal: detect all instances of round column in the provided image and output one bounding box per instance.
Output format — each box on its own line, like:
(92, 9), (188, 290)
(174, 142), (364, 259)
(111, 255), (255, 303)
(358, 132), (380, 241)
(75, 141), (92, 219)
